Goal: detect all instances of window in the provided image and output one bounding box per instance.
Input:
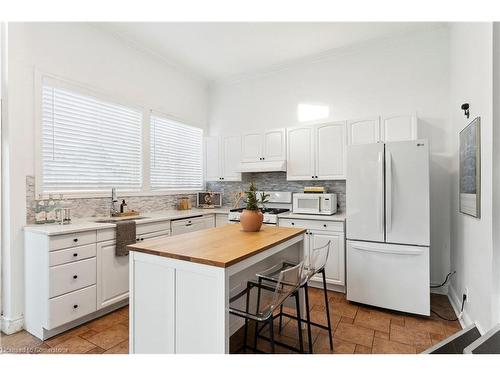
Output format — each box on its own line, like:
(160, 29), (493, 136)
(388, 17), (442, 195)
(150, 114), (203, 190)
(41, 81), (143, 194)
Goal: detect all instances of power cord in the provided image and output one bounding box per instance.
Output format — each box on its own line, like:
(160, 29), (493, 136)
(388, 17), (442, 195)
(431, 293), (466, 322)
(430, 271), (456, 289)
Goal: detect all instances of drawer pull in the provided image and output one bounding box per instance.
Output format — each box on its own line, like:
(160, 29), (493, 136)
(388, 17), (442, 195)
(73, 304), (79, 309)
(73, 253), (78, 257)
(323, 224), (327, 228)
(136, 238), (140, 241)
(291, 222), (295, 225)
(73, 275), (78, 279)
(73, 238), (78, 243)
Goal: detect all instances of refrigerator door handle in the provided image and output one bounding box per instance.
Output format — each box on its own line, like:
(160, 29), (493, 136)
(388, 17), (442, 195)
(386, 150), (392, 233)
(377, 151), (384, 234)
(351, 243), (424, 256)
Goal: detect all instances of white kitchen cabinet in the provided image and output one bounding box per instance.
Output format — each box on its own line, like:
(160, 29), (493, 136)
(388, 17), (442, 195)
(204, 136), (242, 181)
(286, 126), (315, 180)
(381, 114), (417, 142)
(347, 117), (381, 145)
(171, 215), (215, 236)
(278, 217), (345, 291)
(215, 213), (229, 227)
(96, 228), (171, 309)
(287, 122), (346, 180)
(242, 128), (286, 163)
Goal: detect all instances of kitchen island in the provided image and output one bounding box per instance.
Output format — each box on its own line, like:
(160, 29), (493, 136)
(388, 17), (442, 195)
(127, 224), (306, 354)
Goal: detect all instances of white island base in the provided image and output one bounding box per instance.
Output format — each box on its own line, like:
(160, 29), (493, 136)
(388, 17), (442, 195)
(129, 228), (305, 354)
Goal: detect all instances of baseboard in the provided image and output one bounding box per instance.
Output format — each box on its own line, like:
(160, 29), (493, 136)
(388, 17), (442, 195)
(448, 285), (478, 332)
(430, 284), (449, 295)
(1, 315), (25, 335)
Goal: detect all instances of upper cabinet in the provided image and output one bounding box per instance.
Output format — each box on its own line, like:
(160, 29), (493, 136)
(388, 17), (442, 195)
(347, 117), (381, 145)
(347, 114), (418, 145)
(242, 128), (286, 163)
(287, 121), (346, 181)
(381, 114), (417, 142)
(204, 135), (242, 182)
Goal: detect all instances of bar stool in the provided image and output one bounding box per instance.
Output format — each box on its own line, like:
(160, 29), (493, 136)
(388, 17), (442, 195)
(256, 241), (333, 353)
(229, 262), (305, 353)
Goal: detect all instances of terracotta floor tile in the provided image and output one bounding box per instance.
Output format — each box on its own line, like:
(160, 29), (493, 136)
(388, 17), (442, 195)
(430, 332), (446, 346)
(86, 311), (128, 332)
(355, 344), (372, 354)
(0, 330), (42, 353)
(334, 322), (374, 347)
(45, 324), (91, 347)
(84, 323), (129, 350)
(51, 336), (97, 354)
(405, 315), (446, 335)
(78, 329), (100, 340)
(371, 337), (416, 354)
(314, 334), (355, 354)
(354, 309), (391, 333)
(86, 347), (106, 354)
(390, 325), (431, 347)
(104, 340), (129, 354)
(341, 316), (354, 324)
(328, 299), (359, 319)
(391, 316), (405, 327)
(374, 330), (389, 340)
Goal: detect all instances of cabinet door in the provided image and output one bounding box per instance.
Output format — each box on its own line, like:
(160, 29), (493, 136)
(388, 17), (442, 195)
(241, 133), (262, 162)
(309, 231), (345, 287)
(204, 136), (221, 181)
(97, 242), (129, 309)
(263, 129), (286, 161)
(221, 136), (242, 181)
(315, 122), (346, 180)
(215, 214), (228, 227)
(286, 126), (315, 180)
(381, 114), (417, 142)
(347, 117), (381, 145)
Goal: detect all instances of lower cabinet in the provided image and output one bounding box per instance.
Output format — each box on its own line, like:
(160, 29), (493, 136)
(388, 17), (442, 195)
(215, 213), (229, 227)
(97, 229), (171, 309)
(171, 215), (215, 236)
(279, 218), (345, 290)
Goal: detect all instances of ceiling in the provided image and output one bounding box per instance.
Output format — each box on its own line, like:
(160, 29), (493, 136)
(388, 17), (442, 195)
(98, 22), (444, 82)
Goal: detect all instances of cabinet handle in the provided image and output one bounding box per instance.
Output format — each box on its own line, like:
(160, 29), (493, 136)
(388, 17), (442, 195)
(73, 238), (78, 243)
(140, 238), (144, 241)
(315, 176), (318, 179)
(136, 238), (140, 241)
(73, 304), (78, 309)
(73, 253), (78, 257)
(73, 275), (78, 279)
(323, 224), (327, 228)
(185, 223), (193, 227)
(291, 222), (295, 225)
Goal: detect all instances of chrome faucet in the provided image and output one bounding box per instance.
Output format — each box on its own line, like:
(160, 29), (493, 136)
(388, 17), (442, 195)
(110, 188), (118, 216)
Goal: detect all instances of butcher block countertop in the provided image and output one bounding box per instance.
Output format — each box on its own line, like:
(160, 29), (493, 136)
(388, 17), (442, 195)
(127, 224), (306, 268)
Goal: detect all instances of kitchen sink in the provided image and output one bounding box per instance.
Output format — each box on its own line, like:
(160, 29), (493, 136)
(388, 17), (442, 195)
(93, 216), (150, 223)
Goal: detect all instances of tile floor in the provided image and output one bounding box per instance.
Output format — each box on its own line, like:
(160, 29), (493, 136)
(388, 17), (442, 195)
(229, 289), (462, 354)
(0, 289), (460, 354)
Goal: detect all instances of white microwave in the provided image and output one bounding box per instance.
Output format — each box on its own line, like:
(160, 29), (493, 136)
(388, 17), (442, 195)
(292, 193), (337, 215)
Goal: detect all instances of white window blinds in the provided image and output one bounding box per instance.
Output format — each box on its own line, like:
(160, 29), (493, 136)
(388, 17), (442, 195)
(150, 114), (203, 190)
(42, 83), (143, 193)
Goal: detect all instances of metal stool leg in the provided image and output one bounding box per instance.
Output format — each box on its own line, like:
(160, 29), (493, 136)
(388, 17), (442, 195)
(278, 305), (284, 334)
(321, 269), (333, 350)
(303, 284), (314, 353)
(294, 291), (304, 353)
(269, 316), (275, 353)
(243, 283), (251, 353)
(254, 278), (263, 352)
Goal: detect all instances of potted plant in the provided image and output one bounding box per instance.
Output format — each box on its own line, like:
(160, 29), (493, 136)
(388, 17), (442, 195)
(240, 182), (269, 232)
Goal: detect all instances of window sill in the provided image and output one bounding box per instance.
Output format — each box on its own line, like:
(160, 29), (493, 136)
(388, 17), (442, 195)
(38, 189), (205, 200)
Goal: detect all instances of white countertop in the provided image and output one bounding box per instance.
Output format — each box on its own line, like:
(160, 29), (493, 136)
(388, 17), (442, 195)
(277, 211), (346, 222)
(24, 207), (232, 236)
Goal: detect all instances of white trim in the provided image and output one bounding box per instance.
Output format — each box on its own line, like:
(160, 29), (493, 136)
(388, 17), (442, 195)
(448, 284), (482, 333)
(1, 315), (24, 335)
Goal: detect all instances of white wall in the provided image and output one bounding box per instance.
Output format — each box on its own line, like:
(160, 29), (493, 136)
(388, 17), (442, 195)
(1, 22), (208, 332)
(448, 23), (494, 333)
(209, 27), (452, 287)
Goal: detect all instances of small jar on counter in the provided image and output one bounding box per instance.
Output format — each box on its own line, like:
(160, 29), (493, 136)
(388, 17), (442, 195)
(177, 197), (192, 210)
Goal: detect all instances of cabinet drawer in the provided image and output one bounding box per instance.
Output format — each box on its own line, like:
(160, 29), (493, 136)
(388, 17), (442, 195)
(49, 244), (97, 266)
(49, 258), (96, 298)
(96, 221), (171, 242)
(279, 218), (344, 232)
(49, 230), (97, 251)
(46, 285), (97, 330)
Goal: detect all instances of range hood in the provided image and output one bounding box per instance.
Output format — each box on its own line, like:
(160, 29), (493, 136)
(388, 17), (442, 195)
(238, 160), (287, 173)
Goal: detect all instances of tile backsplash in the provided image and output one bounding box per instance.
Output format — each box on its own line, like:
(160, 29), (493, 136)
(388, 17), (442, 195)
(206, 172), (346, 211)
(25, 175), (197, 224)
(26, 173), (346, 224)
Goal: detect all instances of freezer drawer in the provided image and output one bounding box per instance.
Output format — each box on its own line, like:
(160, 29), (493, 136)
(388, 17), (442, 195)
(346, 240), (429, 315)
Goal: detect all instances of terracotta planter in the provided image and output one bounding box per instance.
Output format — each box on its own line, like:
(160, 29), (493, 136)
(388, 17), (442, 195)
(240, 209), (263, 232)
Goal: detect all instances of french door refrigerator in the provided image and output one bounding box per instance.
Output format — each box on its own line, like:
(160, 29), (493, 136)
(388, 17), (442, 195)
(346, 140), (430, 315)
